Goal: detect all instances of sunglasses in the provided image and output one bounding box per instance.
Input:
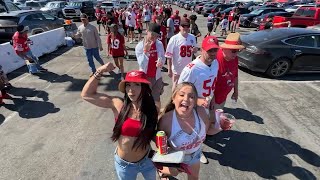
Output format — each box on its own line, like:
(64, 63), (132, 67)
(182, 25), (190, 28)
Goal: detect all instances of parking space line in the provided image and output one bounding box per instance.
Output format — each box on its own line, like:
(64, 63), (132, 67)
(240, 80), (320, 84)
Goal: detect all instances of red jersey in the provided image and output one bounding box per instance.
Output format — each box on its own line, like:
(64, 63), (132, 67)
(158, 25), (167, 49)
(152, 14), (157, 22)
(136, 13), (143, 28)
(107, 33), (125, 56)
(214, 49), (239, 104)
(101, 10), (107, 22)
(95, 9), (103, 20)
(146, 42), (157, 77)
(173, 15), (181, 33)
(113, 12), (119, 24)
(228, 11), (234, 21)
(12, 32), (30, 54)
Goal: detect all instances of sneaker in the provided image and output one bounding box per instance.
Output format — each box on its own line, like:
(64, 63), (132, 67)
(200, 152), (208, 164)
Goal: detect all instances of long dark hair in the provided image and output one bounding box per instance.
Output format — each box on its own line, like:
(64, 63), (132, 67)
(111, 83), (158, 150)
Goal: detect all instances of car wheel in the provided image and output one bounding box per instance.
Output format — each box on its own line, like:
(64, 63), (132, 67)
(266, 58), (291, 78)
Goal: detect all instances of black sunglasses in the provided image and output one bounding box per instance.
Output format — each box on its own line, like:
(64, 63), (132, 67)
(182, 25), (190, 28)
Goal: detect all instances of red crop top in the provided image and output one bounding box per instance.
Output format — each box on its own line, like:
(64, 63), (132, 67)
(116, 118), (141, 137)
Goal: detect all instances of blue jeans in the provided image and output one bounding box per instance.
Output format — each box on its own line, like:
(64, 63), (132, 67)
(183, 148), (202, 165)
(84, 48), (104, 73)
(114, 149), (156, 180)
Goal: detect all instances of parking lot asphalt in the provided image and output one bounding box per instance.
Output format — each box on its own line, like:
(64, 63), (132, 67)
(1, 5), (320, 180)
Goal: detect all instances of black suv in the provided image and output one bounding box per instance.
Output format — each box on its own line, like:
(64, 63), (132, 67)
(202, 4), (233, 17)
(62, 1), (94, 19)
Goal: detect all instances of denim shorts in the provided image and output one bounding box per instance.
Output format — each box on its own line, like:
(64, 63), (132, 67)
(114, 148), (156, 180)
(183, 148), (202, 165)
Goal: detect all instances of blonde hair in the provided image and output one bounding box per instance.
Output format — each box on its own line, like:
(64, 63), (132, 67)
(160, 82), (198, 118)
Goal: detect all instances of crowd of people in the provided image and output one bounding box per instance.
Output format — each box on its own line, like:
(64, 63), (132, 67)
(1, 1), (244, 179)
(79, 1), (244, 180)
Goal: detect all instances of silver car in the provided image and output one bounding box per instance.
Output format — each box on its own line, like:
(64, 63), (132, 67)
(40, 1), (67, 18)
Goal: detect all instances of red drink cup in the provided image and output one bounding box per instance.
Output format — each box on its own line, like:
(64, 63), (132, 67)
(220, 113), (235, 130)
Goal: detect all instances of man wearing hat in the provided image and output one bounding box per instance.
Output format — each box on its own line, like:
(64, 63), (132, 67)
(165, 19), (198, 91)
(178, 36), (220, 164)
(12, 25), (47, 74)
(214, 32), (244, 115)
(74, 13), (104, 77)
(135, 23), (166, 112)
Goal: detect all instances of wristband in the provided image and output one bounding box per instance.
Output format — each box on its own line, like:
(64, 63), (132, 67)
(93, 70), (102, 80)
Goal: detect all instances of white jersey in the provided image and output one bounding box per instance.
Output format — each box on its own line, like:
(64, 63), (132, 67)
(165, 33), (197, 75)
(125, 11), (136, 27)
(178, 56), (219, 98)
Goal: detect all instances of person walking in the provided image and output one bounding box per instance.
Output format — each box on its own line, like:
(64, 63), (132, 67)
(165, 9), (174, 45)
(74, 14), (104, 77)
(135, 23), (165, 112)
(155, 14), (167, 49)
(165, 19), (198, 91)
(206, 10), (215, 37)
(125, 7), (137, 43)
(178, 36), (220, 164)
(214, 8), (222, 32)
(157, 82), (210, 180)
(214, 33), (244, 122)
(81, 68), (158, 180)
(12, 25), (47, 74)
(107, 24), (128, 79)
(189, 15), (201, 42)
(172, 10), (181, 34)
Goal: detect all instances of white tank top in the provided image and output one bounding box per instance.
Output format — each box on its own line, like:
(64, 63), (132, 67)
(168, 109), (206, 154)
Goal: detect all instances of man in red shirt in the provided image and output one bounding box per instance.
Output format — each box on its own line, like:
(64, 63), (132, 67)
(172, 10), (181, 34)
(136, 9), (143, 41)
(107, 24), (128, 79)
(214, 33), (244, 112)
(155, 15), (167, 50)
(12, 25), (47, 74)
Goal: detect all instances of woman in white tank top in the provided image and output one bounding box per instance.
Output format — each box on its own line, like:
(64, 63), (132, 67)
(158, 82), (210, 180)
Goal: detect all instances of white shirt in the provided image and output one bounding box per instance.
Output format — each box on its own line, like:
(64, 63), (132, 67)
(143, 9), (151, 21)
(178, 56), (219, 98)
(165, 33), (197, 75)
(135, 40), (166, 81)
(221, 19), (228, 30)
(125, 11), (136, 27)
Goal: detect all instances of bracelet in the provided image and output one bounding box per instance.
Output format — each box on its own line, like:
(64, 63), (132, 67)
(93, 70), (102, 80)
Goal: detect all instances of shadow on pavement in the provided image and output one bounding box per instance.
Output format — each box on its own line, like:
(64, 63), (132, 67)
(224, 107), (264, 124)
(0, 114), (4, 125)
(239, 67), (320, 81)
(6, 46), (75, 81)
(2, 87), (60, 119)
(204, 130), (320, 180)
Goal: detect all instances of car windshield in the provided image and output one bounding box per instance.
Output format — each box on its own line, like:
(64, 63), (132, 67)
(45, 2), (59, 8)
(68, 2), (82, 7)
(250, 9), (264, 15)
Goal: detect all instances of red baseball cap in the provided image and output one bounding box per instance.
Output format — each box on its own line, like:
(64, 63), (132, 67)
(118, 70), (150, 93)
(202, 36), (219, 51)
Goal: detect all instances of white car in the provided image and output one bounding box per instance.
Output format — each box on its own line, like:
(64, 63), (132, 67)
(119, 1), (129, 8)
(101, 1), (119, 12)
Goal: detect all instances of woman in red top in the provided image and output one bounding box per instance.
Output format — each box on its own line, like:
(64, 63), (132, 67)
(107, 24), (128, 79)
(81, 68), (158, 180)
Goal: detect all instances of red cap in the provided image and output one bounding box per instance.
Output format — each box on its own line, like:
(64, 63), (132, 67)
(202, 36), (219, 51)
(118, 70), (150, 93)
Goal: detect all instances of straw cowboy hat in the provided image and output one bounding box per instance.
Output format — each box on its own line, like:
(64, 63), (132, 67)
(220, 32), (245, 50)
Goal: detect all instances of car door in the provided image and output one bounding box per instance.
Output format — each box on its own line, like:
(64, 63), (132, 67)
(284, 35), (320, 71)
(42, 12), (61, 30)
(20, 13), (46, 34)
